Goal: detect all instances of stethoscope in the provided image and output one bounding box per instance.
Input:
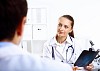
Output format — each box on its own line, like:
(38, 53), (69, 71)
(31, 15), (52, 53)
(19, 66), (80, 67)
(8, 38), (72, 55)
(51, 36), (74, 63)
(66, 45), (74, 63)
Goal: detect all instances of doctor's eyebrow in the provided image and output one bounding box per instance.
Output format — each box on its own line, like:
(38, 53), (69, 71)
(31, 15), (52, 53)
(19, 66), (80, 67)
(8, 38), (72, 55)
(58, 23), (69, 29)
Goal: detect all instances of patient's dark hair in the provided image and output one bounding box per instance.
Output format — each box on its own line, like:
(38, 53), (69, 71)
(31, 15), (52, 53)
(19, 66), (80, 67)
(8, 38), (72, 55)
(61, 15), (74, 38)
(0, 0), (27, 41)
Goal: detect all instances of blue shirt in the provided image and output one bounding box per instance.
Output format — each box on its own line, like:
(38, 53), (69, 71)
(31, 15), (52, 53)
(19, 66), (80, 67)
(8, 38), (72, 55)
(0, 42), (72, 71)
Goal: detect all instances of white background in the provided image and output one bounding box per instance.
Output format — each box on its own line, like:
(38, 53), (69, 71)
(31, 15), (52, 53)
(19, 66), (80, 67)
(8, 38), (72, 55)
(25, 0), (100, 51)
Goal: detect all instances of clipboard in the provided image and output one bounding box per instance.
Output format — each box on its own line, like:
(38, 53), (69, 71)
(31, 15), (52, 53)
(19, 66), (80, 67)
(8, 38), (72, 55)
(74, 50), (99, 67)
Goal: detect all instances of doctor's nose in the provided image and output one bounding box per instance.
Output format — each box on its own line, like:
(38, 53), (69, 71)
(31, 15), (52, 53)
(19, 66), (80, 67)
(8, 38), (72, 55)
(59, 26), (65, 30)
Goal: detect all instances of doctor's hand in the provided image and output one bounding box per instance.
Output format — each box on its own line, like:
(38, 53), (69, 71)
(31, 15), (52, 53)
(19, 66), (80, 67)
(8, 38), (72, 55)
(84, 63), (94, 71)
(72, 66), (82, 71)
(72, 66), (78, 71)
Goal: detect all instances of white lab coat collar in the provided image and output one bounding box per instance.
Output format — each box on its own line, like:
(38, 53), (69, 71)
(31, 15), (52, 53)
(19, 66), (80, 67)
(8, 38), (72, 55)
(49, 35), (73, 46)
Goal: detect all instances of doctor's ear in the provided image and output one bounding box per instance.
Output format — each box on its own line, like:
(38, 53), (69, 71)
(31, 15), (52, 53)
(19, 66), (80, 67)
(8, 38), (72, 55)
(69, 29), (73, 33)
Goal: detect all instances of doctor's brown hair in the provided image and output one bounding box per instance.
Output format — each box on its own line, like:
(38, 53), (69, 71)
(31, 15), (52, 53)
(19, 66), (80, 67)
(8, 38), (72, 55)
(61, 15), (74, 38)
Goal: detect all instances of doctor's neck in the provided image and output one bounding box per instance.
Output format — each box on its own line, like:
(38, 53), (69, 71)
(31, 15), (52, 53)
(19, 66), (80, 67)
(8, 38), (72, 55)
(56, 35), (67, 44)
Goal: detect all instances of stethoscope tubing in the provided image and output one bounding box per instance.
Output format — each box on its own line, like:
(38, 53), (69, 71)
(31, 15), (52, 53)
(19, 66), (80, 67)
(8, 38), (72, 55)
(66, 45), (74, 63)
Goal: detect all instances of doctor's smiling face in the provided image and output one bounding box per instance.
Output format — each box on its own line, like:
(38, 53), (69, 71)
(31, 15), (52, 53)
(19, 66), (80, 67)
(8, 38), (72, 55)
(57, 16), (73, 38)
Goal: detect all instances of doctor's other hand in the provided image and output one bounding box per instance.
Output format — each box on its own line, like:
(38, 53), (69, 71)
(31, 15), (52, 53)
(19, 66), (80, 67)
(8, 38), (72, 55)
(72, 66), (80, 71)
(84, 63), (94, 71)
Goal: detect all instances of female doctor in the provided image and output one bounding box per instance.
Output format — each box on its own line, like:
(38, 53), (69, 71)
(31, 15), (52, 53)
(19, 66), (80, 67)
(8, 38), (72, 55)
(42, 15), (94, 71)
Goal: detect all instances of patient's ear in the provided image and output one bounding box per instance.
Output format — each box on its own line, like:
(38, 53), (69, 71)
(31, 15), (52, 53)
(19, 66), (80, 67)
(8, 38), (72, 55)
(17, 17), (26, 36)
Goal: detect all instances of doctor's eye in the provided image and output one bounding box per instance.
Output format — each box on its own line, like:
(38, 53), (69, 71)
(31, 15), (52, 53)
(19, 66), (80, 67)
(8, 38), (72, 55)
(58, 23), (62, 27)
(64, 25), (69, 29)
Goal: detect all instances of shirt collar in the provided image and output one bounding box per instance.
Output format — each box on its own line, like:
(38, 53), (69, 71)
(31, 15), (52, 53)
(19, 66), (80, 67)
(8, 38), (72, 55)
(0, 42), (16, 48)
(0, 42), (30, 58)
(50, 35), (73, 46)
